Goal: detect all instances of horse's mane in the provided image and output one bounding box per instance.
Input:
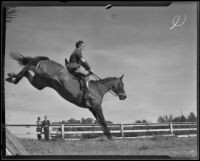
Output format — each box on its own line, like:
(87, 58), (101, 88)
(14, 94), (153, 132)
(90, 77), (117, 85)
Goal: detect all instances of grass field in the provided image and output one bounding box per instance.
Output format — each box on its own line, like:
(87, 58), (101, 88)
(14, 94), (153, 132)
(19, 135), (198, 159)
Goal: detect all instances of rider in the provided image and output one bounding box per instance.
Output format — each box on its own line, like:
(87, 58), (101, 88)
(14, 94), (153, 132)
(66, 40), (94, 100)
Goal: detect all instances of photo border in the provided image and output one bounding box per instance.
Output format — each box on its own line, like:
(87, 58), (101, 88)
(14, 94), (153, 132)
(1, 1), (198, 160)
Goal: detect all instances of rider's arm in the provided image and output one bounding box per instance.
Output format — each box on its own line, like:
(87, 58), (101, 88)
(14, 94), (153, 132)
(80, 57), (91, 71)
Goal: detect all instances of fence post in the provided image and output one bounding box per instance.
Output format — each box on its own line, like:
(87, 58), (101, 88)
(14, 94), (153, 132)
(120, 124), (124, 138)
(170, 122), (173, 135)
(61, 124), (64, 139)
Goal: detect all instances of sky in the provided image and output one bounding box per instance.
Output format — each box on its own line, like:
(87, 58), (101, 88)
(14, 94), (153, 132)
(4, 2), (197, 125)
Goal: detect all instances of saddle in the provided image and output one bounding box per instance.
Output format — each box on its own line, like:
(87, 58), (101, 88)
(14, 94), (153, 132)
(65, 59), (81, 72)
(65, 59), (94, 106)
(65, 59), (85, 90)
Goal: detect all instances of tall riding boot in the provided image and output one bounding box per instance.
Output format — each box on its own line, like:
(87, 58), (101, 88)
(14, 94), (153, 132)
(84, 77), (94, 99)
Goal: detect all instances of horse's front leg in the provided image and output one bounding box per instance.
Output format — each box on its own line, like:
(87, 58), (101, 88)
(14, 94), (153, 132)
(89, 106), (112, 139)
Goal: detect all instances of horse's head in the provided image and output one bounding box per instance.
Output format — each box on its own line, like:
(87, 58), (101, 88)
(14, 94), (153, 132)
(112, 74), (127, 100)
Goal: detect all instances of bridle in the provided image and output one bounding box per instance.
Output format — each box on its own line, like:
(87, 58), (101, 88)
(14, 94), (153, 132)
(90, 72), (121, 97)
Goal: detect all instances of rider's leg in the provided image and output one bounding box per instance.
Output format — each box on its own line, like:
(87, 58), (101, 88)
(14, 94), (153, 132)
(85, 76), (89, 89)
(84, 76), (95, 99)
(72, 68), (94, 100)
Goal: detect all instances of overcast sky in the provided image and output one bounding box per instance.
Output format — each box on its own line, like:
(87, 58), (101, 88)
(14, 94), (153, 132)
(5, 2), (197, 125)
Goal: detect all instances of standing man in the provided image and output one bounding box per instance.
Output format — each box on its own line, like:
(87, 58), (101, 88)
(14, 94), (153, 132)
(36, 116), (42, 140)
(42, 115), (50, 141)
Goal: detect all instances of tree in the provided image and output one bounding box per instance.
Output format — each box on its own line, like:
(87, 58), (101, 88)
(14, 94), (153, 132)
(85, 118), (94, 124)
(94, 120), (98, 124)
(93, 120), (113, 125)
(61, 120), (67, 124)
(157, 116), (165, 123)
(106, 121), (114, 125)
(67, 118), (81, 124)
(164, 114), (173, 122)
(172, 116), (181, 122)
(142, 119), (148, 123)
(135, 120), (142, 123)
(135, 119), (149, 123)
(180, 115), (186, 122)
(187, 112), (197, 122)
(157, 114), (173, 123)
(81, 118), (94, 124)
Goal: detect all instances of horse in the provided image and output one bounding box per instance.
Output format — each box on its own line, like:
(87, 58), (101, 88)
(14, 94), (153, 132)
(5, 52), (127, 139)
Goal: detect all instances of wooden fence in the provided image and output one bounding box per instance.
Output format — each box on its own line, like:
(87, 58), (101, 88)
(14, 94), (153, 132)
(5, 122), (197, 139)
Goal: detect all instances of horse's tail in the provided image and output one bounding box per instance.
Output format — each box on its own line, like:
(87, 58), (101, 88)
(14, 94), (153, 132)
(10, 52), (33, 66)
(10, 52), (49, 66)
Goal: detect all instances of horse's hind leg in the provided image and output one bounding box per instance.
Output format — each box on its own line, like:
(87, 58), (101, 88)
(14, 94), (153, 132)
(6, 64), (33, 84)
(6, 65), (43, 84)
(7, 64), (32, 79)
(5, 74), (24, 84)
(24, 71), (46, 90)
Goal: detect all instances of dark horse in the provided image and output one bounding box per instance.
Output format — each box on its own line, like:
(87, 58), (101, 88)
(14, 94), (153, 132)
(5, 52), (127, 139)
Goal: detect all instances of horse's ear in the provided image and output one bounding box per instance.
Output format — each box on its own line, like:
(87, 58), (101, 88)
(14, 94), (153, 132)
(120, 74), (124, 80)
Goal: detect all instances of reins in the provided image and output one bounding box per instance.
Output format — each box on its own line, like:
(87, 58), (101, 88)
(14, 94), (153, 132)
(90, 73), (118, 97)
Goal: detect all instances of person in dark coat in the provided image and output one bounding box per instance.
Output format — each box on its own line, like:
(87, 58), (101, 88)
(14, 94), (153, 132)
(65, 40), (94, 101)
(36, 116), (42, 140)
(42, 115), (50, 141)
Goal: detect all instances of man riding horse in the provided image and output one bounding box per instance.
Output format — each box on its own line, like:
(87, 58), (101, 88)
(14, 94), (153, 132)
(65, 40), (94, 102)
(5, 42), (127, 139)
(6, 40), (94, 102)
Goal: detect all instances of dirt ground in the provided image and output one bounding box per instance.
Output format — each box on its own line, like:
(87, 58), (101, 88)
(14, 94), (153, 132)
(19, 135), (198, 159)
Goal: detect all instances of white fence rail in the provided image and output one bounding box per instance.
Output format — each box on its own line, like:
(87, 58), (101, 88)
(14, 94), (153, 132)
(5, 122), (197, 139)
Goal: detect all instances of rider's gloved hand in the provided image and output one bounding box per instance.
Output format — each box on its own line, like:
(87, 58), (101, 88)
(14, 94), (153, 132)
(89, 70), (93, 75)
(86, 70), (93, 77)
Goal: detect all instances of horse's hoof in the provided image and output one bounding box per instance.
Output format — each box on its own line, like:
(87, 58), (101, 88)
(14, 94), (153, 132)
(5, 77), (14, 83)
(7, 73), (16, 77)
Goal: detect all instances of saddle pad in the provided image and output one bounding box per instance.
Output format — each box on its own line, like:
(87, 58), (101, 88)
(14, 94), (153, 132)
(65, 62), (81, 69)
